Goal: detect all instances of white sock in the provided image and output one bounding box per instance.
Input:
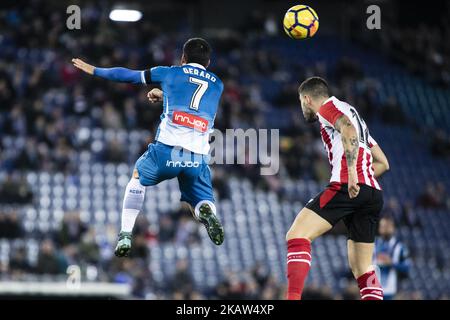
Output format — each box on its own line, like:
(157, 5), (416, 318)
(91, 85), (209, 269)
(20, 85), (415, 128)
(121, 209), (140, 233)
(121, 178), (146, 233)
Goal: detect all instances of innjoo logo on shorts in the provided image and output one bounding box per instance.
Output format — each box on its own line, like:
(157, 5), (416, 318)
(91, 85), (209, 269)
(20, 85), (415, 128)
(173, 111), (208, 133)
(166, 160), (200, 168)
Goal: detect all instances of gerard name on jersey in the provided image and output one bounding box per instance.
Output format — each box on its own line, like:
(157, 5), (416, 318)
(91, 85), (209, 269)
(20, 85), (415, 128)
(182, 67), (217, 82)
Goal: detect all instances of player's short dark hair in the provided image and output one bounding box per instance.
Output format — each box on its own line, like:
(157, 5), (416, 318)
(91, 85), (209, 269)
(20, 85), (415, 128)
(298, 77), (330, 98)
(183, 38), (211, 67)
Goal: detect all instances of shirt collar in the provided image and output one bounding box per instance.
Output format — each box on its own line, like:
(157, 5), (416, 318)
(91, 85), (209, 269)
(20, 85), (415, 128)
(322, 96), (335, 105)
(315, 96), (335, 115)
(186, 63), (206, 70)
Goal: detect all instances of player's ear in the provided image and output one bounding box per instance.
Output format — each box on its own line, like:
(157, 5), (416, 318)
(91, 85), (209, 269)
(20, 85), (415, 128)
(305, 94), (312, 106)
(205, 59), (210, 68)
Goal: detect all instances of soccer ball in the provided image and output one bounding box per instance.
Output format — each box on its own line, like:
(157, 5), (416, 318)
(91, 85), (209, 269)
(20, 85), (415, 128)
(283, 5), (319, 40)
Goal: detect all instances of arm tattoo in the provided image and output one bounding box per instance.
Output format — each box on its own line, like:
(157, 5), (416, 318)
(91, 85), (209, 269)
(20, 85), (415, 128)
(335, 115), (354, 133)
(335, 115), (359, 167)
(345, 138), (358, 166)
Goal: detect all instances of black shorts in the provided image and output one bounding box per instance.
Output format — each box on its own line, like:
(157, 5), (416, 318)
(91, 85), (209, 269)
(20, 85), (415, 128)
(305, 183), (384, 243)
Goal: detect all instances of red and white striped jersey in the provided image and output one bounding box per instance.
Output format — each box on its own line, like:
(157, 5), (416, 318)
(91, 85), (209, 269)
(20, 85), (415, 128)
(317, 96), (381, 190)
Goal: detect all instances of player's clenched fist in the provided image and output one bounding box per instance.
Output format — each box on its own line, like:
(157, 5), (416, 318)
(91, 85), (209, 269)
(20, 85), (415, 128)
(147, 88), (163, 103)
(72, 58), (95, 75)
(348, 171), (360, 199)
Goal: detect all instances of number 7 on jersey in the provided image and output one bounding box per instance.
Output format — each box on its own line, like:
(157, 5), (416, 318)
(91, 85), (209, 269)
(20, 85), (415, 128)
(189, 77), (208, 110)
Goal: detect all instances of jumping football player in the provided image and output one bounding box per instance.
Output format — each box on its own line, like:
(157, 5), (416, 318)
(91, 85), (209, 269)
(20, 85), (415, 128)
(72, 38), (224, 256)
(286, 77), (390, 300)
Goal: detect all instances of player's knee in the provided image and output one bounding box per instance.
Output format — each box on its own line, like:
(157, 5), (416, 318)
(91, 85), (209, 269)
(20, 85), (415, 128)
(285, 209), (318, 242)
(285, 225), (312, 242)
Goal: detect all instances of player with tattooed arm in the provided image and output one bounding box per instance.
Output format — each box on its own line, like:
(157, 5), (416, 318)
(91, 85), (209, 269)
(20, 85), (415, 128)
(285, 77), (390, 300)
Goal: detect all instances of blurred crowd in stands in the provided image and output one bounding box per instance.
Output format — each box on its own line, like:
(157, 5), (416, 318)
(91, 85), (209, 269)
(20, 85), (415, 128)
(0, 1), (449, 299)
(382, 23), (450, 89)
(354, 2), (450, 89)
(0, 1), (411, 182)
(0, 204), (432, 299)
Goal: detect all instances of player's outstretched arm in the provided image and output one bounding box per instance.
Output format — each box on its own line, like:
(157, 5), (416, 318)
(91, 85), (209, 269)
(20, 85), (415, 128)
(335, 115), (360, 199)
(72, 58), (145, 84)
(370, 144), (390, 177)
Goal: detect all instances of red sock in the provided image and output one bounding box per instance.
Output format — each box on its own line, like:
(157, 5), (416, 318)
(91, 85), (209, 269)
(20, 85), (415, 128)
(357, 270), (383, 300)
(286, 238), (311, 300)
